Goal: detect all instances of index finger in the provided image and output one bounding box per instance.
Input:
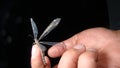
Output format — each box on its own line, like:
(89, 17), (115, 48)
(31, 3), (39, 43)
(48, 33), (79, 58)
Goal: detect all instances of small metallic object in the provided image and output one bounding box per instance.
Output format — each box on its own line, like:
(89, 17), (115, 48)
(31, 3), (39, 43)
(30, 18), (61, 65)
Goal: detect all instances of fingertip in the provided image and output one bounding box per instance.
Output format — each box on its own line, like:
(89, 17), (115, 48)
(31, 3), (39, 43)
(31, 45), (45, 68)
(31, 45), (40, 59)
(31, 45), (51, 68)
(58, 44), (85, 68)
(48, 33), (80, 58)
(86, 48), (98, 61)
(48, 42), (66, 58)
(78, 49), (97, 68)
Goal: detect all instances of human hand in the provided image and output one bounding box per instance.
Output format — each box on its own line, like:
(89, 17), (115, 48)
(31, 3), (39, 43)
(48, 27), (120, 68)
(31, 43), (97, 68)
(31, 44), (51, 68)
(31, 27), (120, 68)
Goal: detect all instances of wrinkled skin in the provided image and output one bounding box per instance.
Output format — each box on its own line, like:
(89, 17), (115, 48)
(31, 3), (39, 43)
(31, 27), (120, 68)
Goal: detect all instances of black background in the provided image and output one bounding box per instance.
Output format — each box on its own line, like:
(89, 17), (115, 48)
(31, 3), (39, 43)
(0, 0), (109, 68)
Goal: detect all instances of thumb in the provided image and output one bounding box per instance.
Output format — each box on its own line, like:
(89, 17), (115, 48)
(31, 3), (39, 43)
(31, 45), (51, 68)
(78, 49), (97, 68)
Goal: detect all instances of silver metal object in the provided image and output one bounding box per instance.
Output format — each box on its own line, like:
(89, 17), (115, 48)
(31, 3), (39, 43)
(30, 18), (61, 65)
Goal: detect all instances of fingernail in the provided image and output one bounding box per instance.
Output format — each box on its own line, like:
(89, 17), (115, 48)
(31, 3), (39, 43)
(87, 48), (97, 53)
(31, 45), (38, 59)
(54, 42), (66, 48)
(74, 44), (85, 50)
(55, 42), (65, 46)
(87, 48), (97, 60)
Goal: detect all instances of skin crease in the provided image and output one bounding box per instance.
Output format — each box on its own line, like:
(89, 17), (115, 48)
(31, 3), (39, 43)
(31, 27), (120, 68)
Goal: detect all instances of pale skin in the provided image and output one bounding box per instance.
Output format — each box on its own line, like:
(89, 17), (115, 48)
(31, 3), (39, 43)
(31, 27), (120, 68)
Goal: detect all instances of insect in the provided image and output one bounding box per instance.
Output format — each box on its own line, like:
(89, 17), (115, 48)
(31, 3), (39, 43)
(30, 18), (61, 65)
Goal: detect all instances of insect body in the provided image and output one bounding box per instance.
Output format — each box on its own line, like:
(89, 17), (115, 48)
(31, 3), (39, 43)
(30, 18), (61, 65)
